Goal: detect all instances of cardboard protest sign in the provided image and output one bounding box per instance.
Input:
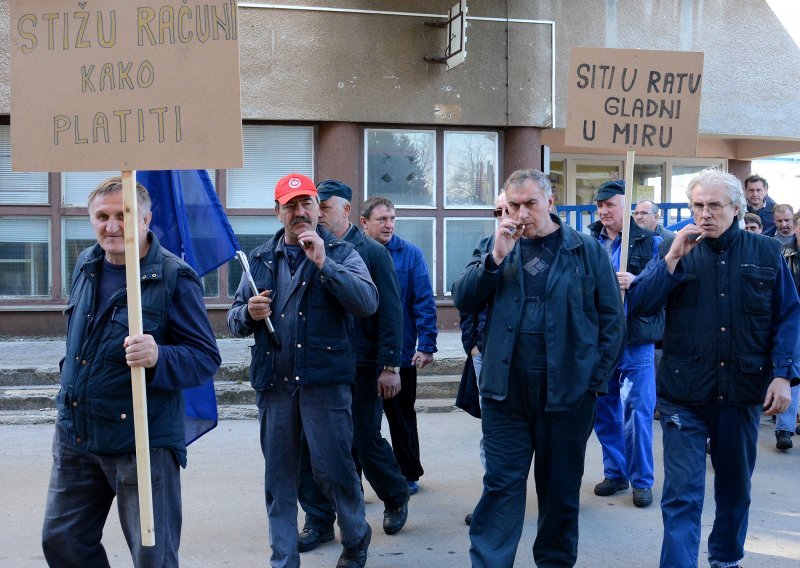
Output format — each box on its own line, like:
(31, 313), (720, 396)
(566, 48), (704, 157)
(10, 0), (243, 172)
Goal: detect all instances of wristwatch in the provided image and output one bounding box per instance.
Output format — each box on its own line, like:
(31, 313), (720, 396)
(382, 365), (398, 374)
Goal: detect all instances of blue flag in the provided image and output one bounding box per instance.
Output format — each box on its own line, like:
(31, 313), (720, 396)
(138, 169), (238, 445)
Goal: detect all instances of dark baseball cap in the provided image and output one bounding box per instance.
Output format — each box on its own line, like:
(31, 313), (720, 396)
(316, 179), (353, 202)
(594, 180), (626, 202)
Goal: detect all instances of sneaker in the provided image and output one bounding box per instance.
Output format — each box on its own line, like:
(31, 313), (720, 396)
(383, 499), (408, 535)
(594, 478), (629, 496)
(632, 487), (653, 508)
(464, 513), (472, 526)
(298, 526), (335, 553)
(336, 524), (371, 568)
(776, 430), (793, 450)
(407, 480), (420, 495)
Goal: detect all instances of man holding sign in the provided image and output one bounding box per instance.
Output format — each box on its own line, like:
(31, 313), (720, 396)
(42, 177), (221, 567)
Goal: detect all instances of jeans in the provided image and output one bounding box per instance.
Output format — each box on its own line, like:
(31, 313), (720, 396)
(384, 365), (424, 482)
(593, 342), (656, 488)
(469, 334), (596, 568)
(42, 422), (181, 567)
(257, 384), (368, 568)
(658, 399), (759, 568)
(298, 366), (408, 531)
(775, 384), (800, 434)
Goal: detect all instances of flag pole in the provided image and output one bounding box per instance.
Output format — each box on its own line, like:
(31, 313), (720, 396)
(619, 149), (635, 302)
(121, 170), (156, 547)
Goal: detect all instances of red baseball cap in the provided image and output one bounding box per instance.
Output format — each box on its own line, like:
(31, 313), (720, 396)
(275, 173), (317, 205)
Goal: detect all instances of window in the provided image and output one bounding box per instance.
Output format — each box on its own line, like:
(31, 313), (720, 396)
(393, 218), (436, 293)
(63, 170), (216, 207)
(365, 129), (435, 207)
(227, 126), (314, 209)
(0, 125), (49, 205)
(227, 217), (283, 296)
(0, 217), (50, 297)
(444, 132), (498, 208)
(444, 218), (495, 294)
(632, 163), (664, 203)
(62, 217), (95, 296)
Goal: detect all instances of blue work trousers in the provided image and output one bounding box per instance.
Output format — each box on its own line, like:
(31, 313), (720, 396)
(593, 342), (656, 488)
(469, 334), (596, 568)
(41, 422), (182, 567)
(257, 384), (369, 568)
(298, 366), (408, 531)
(658, 399), (759, 568)
(775, 384), (800, 434)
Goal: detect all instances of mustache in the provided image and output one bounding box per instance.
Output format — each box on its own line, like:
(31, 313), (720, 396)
(290, 216), (312, 226)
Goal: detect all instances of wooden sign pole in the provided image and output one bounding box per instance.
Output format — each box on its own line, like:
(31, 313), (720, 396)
(121, 170), (156, 547)
(619, 150), (635, 301)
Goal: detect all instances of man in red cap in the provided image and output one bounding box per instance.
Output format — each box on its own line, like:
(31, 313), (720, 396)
(227, 174), (378, 568)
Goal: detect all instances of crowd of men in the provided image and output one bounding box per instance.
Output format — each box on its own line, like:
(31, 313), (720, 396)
(41, 168), (799, 568)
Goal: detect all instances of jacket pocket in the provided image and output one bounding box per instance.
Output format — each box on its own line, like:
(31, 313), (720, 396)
(249, 342), (275, 391)
(306, 335), (354, 381)
(736, 354), (772, 404)
(658, 354), (700, 401)
(741, 265), (775, 315)
(87, 398), (135, 453)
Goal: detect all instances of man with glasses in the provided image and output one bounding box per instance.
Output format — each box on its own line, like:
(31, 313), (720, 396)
(629, 168), (799, 568)
(744, 174), (776, 235)
(633, 199), (675, 246)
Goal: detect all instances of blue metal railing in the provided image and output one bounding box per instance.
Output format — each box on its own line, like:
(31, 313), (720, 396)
(556, 202), (691, 232)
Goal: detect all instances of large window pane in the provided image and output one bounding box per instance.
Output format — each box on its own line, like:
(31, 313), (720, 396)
(62, 217), (95, 296)
(0, 217), (50, 297)
(227, 126), (314, 209)
(444, 218), (495, 295)
(633, 163), (664, 203)
(393, 218), (435, 293)
(64, 170), (216, 207)
(227, 217), (283, 295)
(444, 132), (498, 207)
(366, 130), (435, 207)
(0, 125), (49, 205)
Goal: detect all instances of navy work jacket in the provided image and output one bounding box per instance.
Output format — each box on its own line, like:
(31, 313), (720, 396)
(629, 221), (800, 406)
(453, 215), (626, 411)
(58, 233), (221, 467)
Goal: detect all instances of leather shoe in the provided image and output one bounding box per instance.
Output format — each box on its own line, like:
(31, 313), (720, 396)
(383, 499), (408, 535)
(594, 478), (629, 496)
(298, 526), (335, 552)
(336, 524), (371, 568)
(632, 487), (653, 508)
(464, 513), (472, 526)
(776, 430), (793, 450)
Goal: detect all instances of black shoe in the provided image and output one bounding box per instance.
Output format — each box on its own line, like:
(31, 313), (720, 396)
(298, 526), (335, 552)
(776, 430), (793, 450)
(464, 513), (472, 526)
(383, 499), (408, 535)
(336, 524), (371, 568)
(594, 478), (629, 496)
(632, 487), (653, 508)
(796, 425), (800, 436)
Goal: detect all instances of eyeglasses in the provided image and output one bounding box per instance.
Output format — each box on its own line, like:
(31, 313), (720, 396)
(691, 201), (732, 215)
(632, 211), (657, 217)
(492, 208), (504, 218)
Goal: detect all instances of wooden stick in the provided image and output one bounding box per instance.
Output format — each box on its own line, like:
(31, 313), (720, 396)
(619, 150), (635, 302)
(122, 170), (156, 547)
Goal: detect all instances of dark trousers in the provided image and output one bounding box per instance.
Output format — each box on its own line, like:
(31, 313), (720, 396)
(469, 339), (596, 568)
(42, 422), (182, 568)
(299, 366), (408, 531)
(658, 399), (759, 568)
(383, 365), (424, 482)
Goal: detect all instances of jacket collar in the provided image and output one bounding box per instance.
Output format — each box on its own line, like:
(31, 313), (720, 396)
(81, 232), (163, 280)
(705, 219), (741, 252)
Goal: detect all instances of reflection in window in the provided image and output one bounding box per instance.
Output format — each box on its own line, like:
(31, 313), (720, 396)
(366, 130), (435, 207)
(0, 217), (50, 297)
(393, 218), (435, 292)
(0, 125), (49, 205)
(227, 217), (283, 296)
(444, 218), (496, 294)
(444, 132), (498, 207)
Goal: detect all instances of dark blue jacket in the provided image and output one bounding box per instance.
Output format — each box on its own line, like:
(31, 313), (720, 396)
(385, 234), (438, 366)
(227, 226), (378, 391)
(589, 218), (665, 345)
(783, 236), (800, 295)
(458, 235), (493, 356)
(453, 215), (626, 411)
(629, 222), (800, 406)
(343, 225), (402, 367)
(58, 233), (221, 467)
(751, 194), (777, 236)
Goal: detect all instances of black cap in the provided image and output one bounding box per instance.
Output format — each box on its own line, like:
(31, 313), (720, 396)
(316, 180), (353, 202)
(594, 180), (626, 201)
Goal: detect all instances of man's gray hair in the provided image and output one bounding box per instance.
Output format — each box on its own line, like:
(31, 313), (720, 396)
(503, 169), (553, 200)
(637, 199), (659, 215)
(686, 168), (746, 221)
